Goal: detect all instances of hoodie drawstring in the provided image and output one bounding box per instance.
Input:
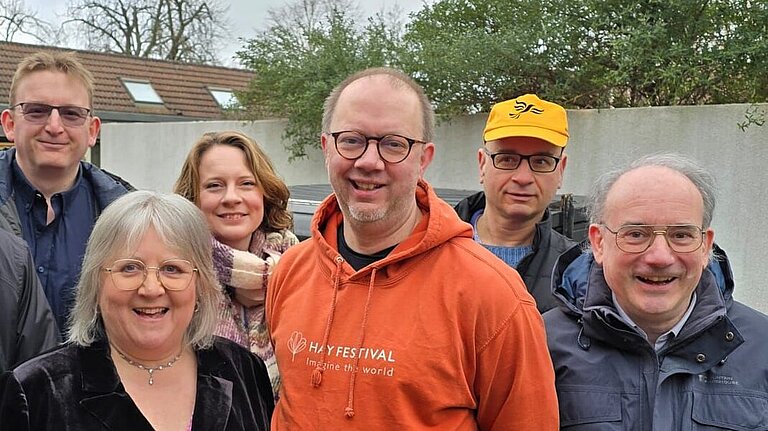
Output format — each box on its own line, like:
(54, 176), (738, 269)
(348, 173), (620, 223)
(344, 267), (377, 419)
(311, 256), (344, 387)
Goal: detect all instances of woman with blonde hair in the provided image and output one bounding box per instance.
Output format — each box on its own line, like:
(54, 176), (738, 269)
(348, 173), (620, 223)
(175, 130), (297, 397)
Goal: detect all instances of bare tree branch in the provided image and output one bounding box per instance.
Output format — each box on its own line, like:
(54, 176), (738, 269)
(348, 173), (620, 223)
(265, 0), (361, 50)
(0, 0), (53, 42)
(64, 0), (230, 64)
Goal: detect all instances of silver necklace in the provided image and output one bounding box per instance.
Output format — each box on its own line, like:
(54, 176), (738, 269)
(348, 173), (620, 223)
(113, 346), (182, 385)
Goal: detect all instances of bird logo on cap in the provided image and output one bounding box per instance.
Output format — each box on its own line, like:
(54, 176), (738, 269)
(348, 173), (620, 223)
(510, 100), (544, 119)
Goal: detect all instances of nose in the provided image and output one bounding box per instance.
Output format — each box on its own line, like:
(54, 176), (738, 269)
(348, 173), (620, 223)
(642, 233), (676, 266)
(221, 184), (242, 203)
(138, 268), (166, 296)
(511, 159), (535, 184)
(354, 139), (385, 170)
(44, 108), (65, 133)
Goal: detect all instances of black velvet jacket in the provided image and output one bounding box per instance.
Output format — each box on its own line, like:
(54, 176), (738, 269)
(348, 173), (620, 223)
(0, 336), (274, 430)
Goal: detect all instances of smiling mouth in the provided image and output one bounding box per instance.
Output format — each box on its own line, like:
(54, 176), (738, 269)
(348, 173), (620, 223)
(352, 181), (383, 191)
(219, 213), (245, 220)
(636, 275), (677, 285)
(134, 307), (168, 317)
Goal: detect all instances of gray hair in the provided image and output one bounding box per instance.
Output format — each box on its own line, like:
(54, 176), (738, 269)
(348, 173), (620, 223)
(67, 191), (220, 349)
(588, 153), (717, 228)
(321, 67), (435, 142)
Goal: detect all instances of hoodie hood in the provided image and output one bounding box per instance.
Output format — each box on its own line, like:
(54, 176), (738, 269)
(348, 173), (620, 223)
(551, 241), (735, 318)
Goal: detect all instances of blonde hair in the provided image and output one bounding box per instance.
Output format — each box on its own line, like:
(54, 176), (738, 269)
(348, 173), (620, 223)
(9, 51), (95, 106)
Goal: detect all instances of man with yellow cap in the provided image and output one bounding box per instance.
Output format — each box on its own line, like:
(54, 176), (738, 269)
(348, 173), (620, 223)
(455, 94), (575, 313)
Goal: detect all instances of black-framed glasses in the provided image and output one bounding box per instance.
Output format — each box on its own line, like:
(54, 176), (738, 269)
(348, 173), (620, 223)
(601, 224), (705, 254)
(103, 258), (198, 291)
(11, 102), (92, 127)
(330, 130), (426, 164)
(482, 148), (561, 173)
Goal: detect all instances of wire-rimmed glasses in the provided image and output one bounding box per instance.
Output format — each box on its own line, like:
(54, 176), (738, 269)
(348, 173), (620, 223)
(601, 224), (705, 254)
(330, 130), (425, 164)
(11, 102), (92, 127)
(103, 258), (198, 291)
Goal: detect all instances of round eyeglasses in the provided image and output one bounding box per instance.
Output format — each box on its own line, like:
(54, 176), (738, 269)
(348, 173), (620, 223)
(12, 102), (92, 127)
(103, 258), (198, 291)
(601, 224), (705, 254)
(482, 148), (561, 173)
(330, 130), (426, 164)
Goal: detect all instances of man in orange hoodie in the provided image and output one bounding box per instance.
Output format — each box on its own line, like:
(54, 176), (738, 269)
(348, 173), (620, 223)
(266, 67), (559, 430)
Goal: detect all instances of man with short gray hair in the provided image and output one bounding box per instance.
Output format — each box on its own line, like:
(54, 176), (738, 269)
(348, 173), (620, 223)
(544, 153), (768, 428)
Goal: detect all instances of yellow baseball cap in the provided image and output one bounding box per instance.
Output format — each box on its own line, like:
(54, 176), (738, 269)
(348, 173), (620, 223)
(483, 94), (569, 147)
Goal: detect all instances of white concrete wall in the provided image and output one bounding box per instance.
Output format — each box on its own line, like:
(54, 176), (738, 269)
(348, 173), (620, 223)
(101, 119), (328, 193)
(101, 103), (768, 312)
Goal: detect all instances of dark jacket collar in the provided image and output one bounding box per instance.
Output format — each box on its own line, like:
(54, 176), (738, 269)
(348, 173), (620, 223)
(550, 243), (743, 364)
(454, 190), (558, 255)
(454, 190), (576, 312)
(77, 339), (234, 431)
(0, 147), (133, 209)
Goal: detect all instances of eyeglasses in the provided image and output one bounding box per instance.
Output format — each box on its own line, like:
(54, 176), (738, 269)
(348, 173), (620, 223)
(103, 259), (198, 291)
(11, 102), (92, 127)
(482, 148), (561, 173)
(601, 224), (705, 254)
(330, 130), (426, 164)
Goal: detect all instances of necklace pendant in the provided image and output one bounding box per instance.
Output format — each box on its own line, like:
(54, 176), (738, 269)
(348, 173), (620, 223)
(112, 344), (182, 387)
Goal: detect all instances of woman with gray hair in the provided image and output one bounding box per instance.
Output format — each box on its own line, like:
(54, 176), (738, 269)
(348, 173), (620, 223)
(0, 191), (273, 430)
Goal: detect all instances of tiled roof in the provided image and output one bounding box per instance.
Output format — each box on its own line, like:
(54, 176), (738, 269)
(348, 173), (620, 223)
(0, 41), (253, 120)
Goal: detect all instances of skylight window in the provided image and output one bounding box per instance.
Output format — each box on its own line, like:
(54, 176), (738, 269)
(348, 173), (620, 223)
(208, 88), (239, 108)
(122, 79), (164, 104)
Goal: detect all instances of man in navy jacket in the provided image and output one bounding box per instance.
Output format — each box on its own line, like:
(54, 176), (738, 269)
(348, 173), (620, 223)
(544, 153), (768, 428)
(0, 51), (132, 335)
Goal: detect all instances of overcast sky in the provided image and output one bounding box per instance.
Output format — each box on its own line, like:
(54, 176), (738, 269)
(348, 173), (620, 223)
(23, 0), (430, 67)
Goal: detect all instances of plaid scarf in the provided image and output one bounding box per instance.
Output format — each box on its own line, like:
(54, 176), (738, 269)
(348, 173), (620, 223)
(211, 229), (299, 398)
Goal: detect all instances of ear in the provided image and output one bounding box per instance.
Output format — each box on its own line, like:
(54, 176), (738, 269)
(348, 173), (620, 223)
(701, 227), (715, 269)
(1, 109), (16, 142)
(87, 115), (101, 148)
(418, 142), (435, 178)
(321, 133), (331, 167)
(321, 133), (329, 152)
(478, 148), (487, 184)
(588, 223), (605, 264)
(557, 153), (568, 188)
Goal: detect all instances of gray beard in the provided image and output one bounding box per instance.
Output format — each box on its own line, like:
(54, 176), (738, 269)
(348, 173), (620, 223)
(347, 204), (387, 223)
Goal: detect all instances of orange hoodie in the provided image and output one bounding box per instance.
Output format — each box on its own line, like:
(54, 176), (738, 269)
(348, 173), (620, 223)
(266, 181), (558, 430)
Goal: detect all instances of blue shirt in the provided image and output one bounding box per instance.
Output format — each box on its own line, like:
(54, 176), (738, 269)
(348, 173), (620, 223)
(12, 160), (97, 334)
(470, 209), (533, 268)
